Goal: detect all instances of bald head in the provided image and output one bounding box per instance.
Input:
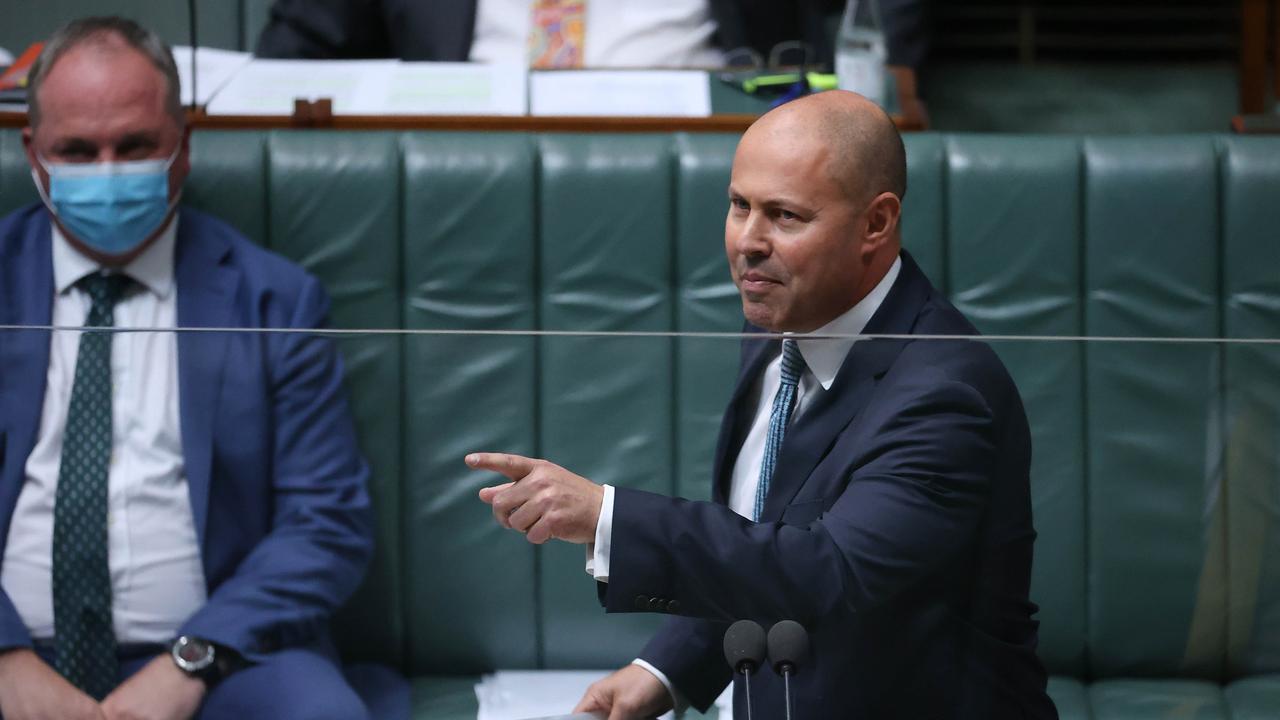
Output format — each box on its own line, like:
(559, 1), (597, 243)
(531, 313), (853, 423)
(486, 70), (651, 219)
(725, 90), (905, 331)
(744, 91), (907, 205)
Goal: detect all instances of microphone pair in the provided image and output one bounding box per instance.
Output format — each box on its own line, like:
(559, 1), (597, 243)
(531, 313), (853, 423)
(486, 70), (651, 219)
(723, 619), (808, 720)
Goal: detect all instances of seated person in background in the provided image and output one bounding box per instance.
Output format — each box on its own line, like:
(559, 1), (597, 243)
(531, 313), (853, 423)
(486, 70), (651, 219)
(256, 0), (832, 69)
(469, 90), (1056, 718)
(0, 16), (374, 720)
(881, 0), (932, 126)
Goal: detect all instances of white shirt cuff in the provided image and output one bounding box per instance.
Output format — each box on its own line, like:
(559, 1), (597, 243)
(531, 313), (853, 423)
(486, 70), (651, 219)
(584, 483), (615, 582)
(631, 658), (689, 715)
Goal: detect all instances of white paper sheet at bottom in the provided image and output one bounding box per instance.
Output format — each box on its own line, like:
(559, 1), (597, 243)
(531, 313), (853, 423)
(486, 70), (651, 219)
(474, 670), (733, 719)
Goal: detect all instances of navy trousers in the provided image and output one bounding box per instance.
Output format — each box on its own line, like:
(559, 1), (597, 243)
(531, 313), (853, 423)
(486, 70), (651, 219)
(10, 640), (376, 720)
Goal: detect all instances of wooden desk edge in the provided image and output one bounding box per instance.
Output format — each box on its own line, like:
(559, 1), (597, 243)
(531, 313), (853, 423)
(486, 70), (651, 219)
(1233, 114), (1280, 133)
(0, 111), (921, 133)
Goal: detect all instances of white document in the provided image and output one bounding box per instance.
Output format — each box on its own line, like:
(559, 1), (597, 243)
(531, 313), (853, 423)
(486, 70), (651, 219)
(374, 62), (527, 115)
(205, 59), (526, 116)
(170, 46), (253, 107)
(475, 671), (674, 720)
(205, 59), (391, 115)
(529, 70), (711, 117)
(474, 670), (731, 719)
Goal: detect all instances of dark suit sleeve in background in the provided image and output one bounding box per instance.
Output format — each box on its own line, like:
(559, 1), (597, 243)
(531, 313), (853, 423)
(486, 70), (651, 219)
(881, 0), (931, 69)
(255, 0), (476, 61)
(256, 0), (393, 59)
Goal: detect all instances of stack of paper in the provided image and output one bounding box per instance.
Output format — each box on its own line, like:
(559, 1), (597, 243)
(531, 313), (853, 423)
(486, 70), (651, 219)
(529, 70), (711, 117)
(171, 46), (253, 107)
(474, 670), (730, 719)
(205, 60), (527, 116)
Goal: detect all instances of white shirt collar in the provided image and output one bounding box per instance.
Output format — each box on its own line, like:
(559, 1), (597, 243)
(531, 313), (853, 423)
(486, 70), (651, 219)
(792, 255), (902, 391)
(52, 216), (178, 299)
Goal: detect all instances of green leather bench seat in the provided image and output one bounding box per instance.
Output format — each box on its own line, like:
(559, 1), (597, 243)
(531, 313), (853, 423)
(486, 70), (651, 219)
(3, 130), (1279, 719)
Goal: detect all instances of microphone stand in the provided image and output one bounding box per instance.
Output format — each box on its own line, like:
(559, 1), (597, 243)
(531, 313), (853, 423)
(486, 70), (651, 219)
(188, 0), (198, 113)
(782, 665), (793, 720)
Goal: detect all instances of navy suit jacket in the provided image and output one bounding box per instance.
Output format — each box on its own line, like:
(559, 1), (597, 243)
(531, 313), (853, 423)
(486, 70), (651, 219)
(0, 204), (373, 662)
(604, 253), (1056, 718)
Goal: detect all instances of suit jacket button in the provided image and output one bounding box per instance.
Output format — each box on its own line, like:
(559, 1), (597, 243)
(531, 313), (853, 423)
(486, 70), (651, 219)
(634, 595), (650, 610)
(649, 597), (665, 612)
(667, 600), (681, 613)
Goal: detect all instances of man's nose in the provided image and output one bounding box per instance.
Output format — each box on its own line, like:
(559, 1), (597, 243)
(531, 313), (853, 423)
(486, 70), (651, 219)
(734, 212), (771, 257)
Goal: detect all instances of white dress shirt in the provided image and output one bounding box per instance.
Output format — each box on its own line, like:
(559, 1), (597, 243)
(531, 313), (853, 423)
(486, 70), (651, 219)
(0, 220), (208, 644)
(470, 0), (724, 67)
(586, 256), (903, 709)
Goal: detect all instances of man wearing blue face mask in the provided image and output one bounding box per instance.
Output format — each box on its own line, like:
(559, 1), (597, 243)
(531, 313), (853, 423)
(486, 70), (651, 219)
(0, 16), (376, 720)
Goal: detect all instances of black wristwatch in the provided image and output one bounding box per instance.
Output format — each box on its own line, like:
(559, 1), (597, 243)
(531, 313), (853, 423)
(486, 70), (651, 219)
(171, 635), (234, 686)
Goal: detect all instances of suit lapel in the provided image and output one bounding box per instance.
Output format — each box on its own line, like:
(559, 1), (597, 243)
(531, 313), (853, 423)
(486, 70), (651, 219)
(710, 332), (776, 504)
(758, 252), (933, 521)
(174, 211), (238, 545)
(0, 211), (54, 551)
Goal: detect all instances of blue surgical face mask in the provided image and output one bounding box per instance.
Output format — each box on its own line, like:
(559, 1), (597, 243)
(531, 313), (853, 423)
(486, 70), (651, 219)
(33, 147), (181, 257)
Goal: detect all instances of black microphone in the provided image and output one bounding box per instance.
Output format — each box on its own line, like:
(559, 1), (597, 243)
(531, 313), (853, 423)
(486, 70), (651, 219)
(723, 620), (766, 720)
(767, 620), (810, 720)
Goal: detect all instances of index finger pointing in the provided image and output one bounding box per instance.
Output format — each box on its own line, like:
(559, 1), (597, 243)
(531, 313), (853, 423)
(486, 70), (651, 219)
(465, 452), (538, 480)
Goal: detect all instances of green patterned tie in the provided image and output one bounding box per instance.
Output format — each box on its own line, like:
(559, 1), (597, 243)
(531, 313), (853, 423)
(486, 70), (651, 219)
(52, 271), (132, 700)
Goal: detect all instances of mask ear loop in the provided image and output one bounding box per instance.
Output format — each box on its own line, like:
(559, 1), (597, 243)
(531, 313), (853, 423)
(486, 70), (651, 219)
(30, 157), (57, 218)
(159, 142), (185, 221)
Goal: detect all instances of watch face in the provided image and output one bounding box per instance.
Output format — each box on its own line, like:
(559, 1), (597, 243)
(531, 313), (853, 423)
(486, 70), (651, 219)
(173, 636), (215, 672)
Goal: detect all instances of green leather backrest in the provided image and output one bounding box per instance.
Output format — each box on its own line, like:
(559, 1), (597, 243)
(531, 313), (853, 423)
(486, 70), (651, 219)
(1084, 138), (1225, 679)
(400, 133), (540, 674)
(537, 135), (676, 667)
(943, 136), (1087, 676)
(674, 134), (740, 502)
(0, 131), (38, 215)
(3, 130), (1278, 684)
(1220, 138), (1280, 677)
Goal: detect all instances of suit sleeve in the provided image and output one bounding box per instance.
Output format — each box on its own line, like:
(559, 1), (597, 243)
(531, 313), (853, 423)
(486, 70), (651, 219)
(255, 0), (391, 59)
(179, 276), (373, 660)
(0, 429), (24, 650)
(604, 375), (996, 629)
(637, 616), (732, 714)
(0, 590), (32, 652)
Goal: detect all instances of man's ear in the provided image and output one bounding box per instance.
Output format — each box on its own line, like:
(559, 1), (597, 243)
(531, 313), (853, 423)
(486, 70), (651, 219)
(22, 127), (48, 191)
(864, 191), (902, 250)
(171, 124), (194, 192)
(21, 126), (36, 169)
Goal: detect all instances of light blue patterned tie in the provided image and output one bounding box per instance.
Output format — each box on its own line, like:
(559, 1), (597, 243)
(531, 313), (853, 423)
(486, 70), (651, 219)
(754, 339), (805, 521)
(53, 272), (131, 700)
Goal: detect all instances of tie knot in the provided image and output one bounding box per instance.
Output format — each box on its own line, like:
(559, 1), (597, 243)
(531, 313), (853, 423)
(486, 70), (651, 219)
(779, 339), (805, 387)
(79, 272), (133, 310)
